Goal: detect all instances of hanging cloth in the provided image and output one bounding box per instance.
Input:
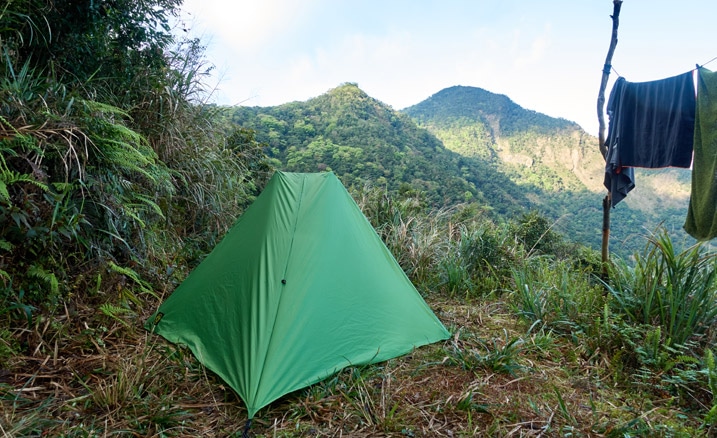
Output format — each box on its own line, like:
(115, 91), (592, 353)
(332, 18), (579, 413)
(684, 68), (717, 240)
(604, 71), (696, 207)
(604, 77), (635, 207)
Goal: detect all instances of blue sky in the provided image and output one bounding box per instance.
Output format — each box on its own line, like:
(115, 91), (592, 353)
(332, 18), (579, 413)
(178, 0), (717, 135)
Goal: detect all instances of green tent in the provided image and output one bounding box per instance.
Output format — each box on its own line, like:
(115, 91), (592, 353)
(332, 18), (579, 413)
(146, 171), (449, 418)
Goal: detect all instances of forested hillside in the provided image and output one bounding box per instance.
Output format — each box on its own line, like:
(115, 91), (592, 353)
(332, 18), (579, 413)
(226, 83), (693, 255)
(227, 83), (697, 256)
(404, 86), (602, 192)
(226, 83), (532, 217)
(404, 85), (695, 254)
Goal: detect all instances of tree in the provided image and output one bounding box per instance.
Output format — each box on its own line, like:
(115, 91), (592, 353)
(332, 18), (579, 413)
(4, 0), (181, 93)
(0, 0), (269, 312)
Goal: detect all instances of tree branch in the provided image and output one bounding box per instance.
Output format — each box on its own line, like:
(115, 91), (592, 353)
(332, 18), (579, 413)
(597, 0), (623, 159)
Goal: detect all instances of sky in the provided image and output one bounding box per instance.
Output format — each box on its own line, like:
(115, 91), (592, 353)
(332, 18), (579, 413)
(176, 0), (717, 136)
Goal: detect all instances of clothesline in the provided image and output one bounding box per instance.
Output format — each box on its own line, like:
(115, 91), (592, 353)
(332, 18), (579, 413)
(603, 66), (717, 240)
(699, 55), (717, 69)
(609, 55), (717, 79)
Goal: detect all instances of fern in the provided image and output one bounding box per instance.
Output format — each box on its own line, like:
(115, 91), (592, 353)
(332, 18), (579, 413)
(27, 264), (59, 297)
(0, 179), (6, 204)
(0, 169), (48, 203)
(0, 115), (16, 131)
(82, 100), (132, 119)
(132, 193), (165, 218)
(0, 145), (49, 203)
(119, 205), (147, 228)
(99, 303), (134, 327)
(108, 262), (157, 298)
(0, 269), (9, 285)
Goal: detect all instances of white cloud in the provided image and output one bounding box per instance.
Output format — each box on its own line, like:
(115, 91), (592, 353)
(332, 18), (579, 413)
(180, 0), (318, 54)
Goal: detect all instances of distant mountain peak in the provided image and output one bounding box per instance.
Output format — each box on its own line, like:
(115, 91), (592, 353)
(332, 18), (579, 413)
(404, 85), (577, 136)
(326, 82), (366, 97)
(306, 82), (391, 118)
(430, 85), (514, 107)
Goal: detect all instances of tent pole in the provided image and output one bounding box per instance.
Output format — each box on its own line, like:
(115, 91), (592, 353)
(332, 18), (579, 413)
(597, 0), (623, 279)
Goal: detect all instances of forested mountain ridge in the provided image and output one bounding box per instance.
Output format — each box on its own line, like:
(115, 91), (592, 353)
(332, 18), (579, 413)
(226, 82), (693, 254)
(226, 83), (532, 216)
(226, 83), (611, 247)
(403, 85), (694, 252)
(404, 85), (605, 194)
(404, 85), (576, 135)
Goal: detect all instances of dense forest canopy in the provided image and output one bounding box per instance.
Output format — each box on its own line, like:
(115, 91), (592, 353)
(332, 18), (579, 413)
(225, 83), (693, 257)
(227, 83), (530, 214)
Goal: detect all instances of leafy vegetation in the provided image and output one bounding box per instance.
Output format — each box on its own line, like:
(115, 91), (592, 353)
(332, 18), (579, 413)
(5, 190), (717, 436)
(226, 82), (693, 259)
(0, 0), (271, 317)
(226, 83), (530, 217)
(2, 2), (717, 436)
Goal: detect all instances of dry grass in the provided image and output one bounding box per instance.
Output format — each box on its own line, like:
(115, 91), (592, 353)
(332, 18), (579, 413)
(0, 297), (707, 437)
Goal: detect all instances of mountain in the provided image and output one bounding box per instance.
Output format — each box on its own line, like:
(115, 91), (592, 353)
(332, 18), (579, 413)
(404, 85), (605, 193)
(403, 86), (694, 254)
(225, 83), (694, 255)
(226, 83), (532, 217)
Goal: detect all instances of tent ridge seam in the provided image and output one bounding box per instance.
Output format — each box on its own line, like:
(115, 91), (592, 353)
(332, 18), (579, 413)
(250, 173), (308, 411)
(282, 174), (307, 281)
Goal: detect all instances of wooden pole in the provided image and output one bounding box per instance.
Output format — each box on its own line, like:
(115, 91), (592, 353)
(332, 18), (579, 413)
(598, 0), (622, 279)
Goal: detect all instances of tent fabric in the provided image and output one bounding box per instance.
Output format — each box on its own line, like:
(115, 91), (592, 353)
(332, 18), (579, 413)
(685, 68), (717, 240)
(146, 171), (450, 418)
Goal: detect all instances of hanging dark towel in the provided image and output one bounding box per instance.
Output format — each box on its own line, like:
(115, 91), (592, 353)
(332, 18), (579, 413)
(604, 77), (635, 207)
(684, 68), (717, 240)
(604, 72), (696, 207)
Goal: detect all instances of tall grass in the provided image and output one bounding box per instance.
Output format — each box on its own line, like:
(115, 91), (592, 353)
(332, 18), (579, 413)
(356, 187), (530, 298)
(452, 225), (519, 296)
(511, 255), (606, 335)
(355, 186), (448, 290)
(3, 189), (716, 435)
(605, 228), (717, 349)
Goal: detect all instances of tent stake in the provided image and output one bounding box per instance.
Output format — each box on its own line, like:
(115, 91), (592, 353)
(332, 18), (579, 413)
(597, 0), (623, 279)
(242, 418), (252, 438)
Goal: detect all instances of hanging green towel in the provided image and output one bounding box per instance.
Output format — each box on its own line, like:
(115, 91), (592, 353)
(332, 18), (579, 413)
(685, 68), (717, 240)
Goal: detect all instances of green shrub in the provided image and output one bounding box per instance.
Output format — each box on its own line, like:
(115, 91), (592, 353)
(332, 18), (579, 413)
(510, 210), (563, 256)
(438, 251), (474, 297)
(605, 228), (717, 350)
(456, 224), (518, 295)
(0, 16), (271, 316)
(510, 256), (606, 335)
